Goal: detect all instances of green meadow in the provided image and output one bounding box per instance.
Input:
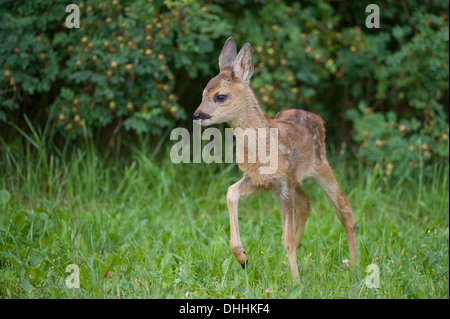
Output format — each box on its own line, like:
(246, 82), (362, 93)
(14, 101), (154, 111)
(0, 125), (448, 299)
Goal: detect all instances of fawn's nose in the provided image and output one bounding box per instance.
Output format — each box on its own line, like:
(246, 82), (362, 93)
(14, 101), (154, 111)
(193, 112), (211, 120)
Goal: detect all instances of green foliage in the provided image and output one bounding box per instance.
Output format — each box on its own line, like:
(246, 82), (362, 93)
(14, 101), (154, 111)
(344, 6), (449, 177)
(0, 0), (448, 175)
(0, 0), (232, 138)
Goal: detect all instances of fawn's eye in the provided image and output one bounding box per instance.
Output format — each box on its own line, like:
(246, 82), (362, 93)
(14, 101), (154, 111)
(215, 95), (227, 103)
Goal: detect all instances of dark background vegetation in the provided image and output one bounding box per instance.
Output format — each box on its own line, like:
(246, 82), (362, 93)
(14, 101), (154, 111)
(0, 0), (449, 176)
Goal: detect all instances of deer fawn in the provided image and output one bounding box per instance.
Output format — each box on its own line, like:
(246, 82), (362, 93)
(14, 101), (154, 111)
(193, 37), (357, 279)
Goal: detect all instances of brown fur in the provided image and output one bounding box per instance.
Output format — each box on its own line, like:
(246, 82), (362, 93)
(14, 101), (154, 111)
(194, 37), (357, 280)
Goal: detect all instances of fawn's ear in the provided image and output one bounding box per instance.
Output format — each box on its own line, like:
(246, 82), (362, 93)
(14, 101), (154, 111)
(233, 43), (254, 82)
(219, 37), (237, 72)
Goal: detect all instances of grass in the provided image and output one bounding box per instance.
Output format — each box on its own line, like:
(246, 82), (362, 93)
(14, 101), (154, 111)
(0, 123), (448, 299)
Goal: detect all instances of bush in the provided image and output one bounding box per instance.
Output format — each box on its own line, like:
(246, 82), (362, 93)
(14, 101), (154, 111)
(0, 0), (232, 138)
(0, 0), (448, 178)
(344, 4), (449, 177)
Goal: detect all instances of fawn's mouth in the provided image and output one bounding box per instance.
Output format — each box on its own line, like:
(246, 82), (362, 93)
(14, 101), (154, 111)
(193, 118), (212, 126)
(193, 112), (212, 126)
(197, 118), (212, 126)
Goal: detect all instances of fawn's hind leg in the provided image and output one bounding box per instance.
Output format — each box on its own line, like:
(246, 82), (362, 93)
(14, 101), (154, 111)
(294, 186), (310, 249)
(275, 183), (300, 280)
(312, 162), (358, 263)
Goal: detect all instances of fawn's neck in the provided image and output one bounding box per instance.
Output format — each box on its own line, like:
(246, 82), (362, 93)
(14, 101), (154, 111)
(228, 86), (274, 183)
(229, 86), (271, 130)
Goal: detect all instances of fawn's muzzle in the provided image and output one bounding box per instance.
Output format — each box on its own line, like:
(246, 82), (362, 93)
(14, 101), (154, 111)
(193, 112), (211, 120)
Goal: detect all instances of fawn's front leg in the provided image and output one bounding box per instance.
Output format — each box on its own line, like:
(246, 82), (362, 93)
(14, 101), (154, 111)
(227, 174), (258, 269)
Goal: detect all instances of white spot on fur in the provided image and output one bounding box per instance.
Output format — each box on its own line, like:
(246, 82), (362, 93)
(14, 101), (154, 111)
(280, 144), (290, 154)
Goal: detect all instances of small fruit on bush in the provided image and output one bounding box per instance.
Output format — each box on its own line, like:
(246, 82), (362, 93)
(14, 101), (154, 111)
(375, 140), (383, 148)
(399, 124), (407, 134)
(314, 54), (322, 63)
(170, 105), (178, 117)
(287, 75), (295, 84)
(126, 102), (134, 112)
(4, 69), (10, 80)
(109, 101), (116, 111)
(125, 64), (133, 73)
(291, 87), (299, 95)
(442, 133), (449, 142)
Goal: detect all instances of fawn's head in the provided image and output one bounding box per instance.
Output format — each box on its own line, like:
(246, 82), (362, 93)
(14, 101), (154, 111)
(194, 37), (254, 126)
